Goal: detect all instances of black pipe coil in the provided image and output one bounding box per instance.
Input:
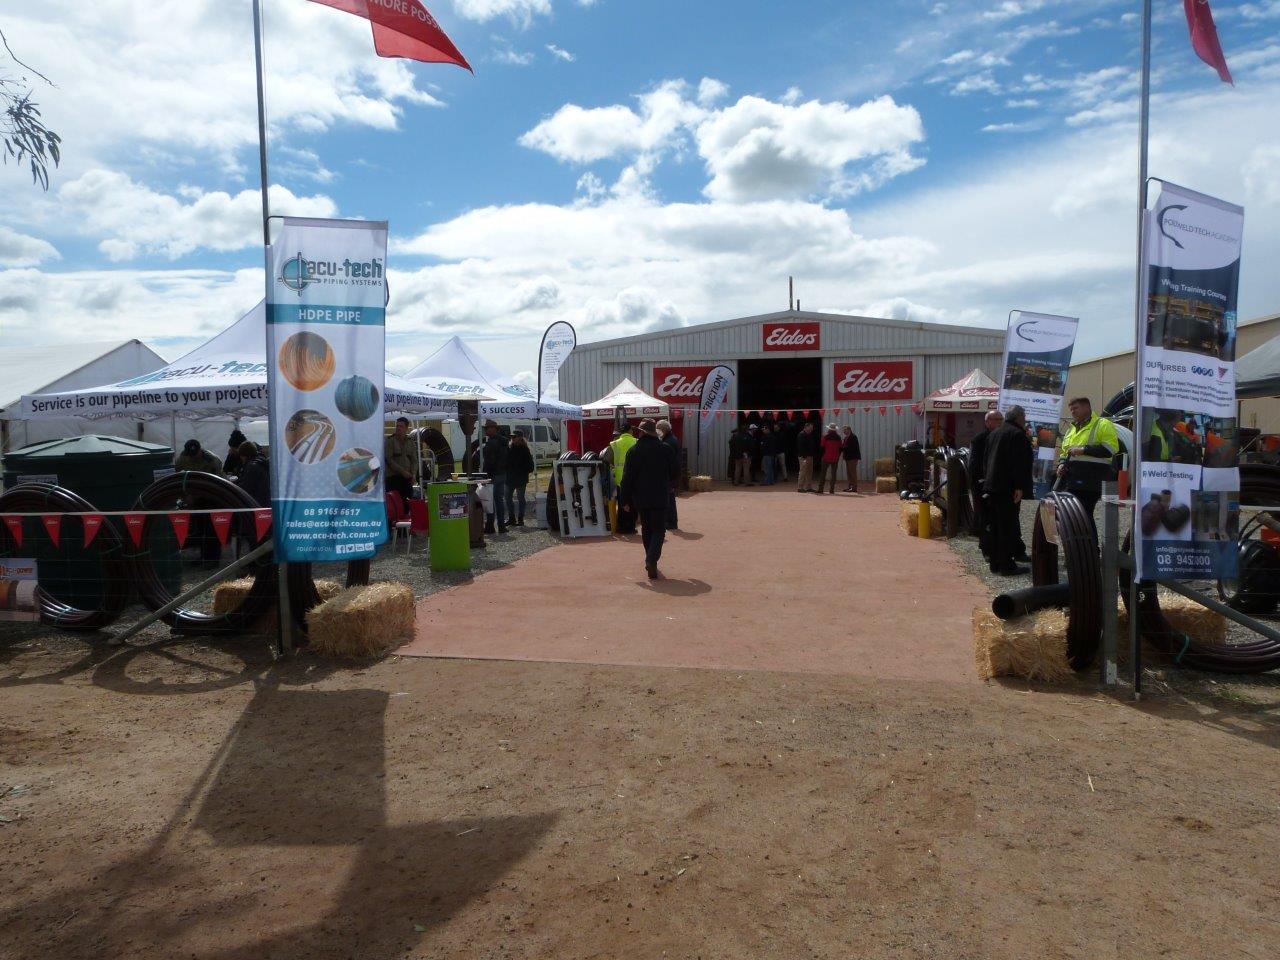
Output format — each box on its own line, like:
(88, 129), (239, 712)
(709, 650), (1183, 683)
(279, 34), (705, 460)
(126, 471), (276, 635)
(1030, 492), (1102, 669)
(0, 483), (130, 631)
(992, 583), (1072, 621)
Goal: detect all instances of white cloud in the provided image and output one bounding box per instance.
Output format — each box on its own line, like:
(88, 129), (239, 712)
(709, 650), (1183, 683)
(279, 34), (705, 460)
(0, 228), (59, 268)
(453, 0), (552, 26)
(697, 78), (730, 106)
(951, 73), (1002, 95)
(491, 41), (536, 65)
(982, 0), (1048, 22)
(546, 43), (575, 62)
(520, 80), (926, 202)
(58, 170), (337, 259)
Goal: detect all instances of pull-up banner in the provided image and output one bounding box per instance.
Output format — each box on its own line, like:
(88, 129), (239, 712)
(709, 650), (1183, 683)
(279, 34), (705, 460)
(998, 312), (1078, 422)
(698, 365), (734, 443)
(537, 321), (577, 403)
(1135, 181), (1244, 580)
(266, 217), (389, 562)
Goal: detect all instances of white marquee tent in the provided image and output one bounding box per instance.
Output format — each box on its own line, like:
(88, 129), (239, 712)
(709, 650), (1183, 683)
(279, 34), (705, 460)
(20, 301), (458, 426)
(917, 369), (1001, 413)
(1, 339), (167, 453)
(581, 379), (669, 420)
(403, 336), (582, 420)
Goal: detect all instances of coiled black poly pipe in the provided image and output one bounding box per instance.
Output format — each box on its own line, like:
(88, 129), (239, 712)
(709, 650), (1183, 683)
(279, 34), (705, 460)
(0, 483), (129, 631)
(1030, 492), (1102, 669)
(992, 583), (1072, 620)
(126, 471), (275, 635)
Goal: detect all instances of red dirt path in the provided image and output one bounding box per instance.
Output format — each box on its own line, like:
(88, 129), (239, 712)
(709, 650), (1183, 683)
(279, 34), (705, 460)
(402, 487), (984, 682)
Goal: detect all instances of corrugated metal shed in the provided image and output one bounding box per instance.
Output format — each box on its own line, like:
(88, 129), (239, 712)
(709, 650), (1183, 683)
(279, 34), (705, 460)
(560, 309), (1004, 480)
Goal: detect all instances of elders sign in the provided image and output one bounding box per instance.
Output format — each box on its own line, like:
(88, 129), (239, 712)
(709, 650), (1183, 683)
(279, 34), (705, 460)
(762, 322), (820, 352)
(653, 366), (715, 406)
(833, 361), (913, 401)
(266, 217), (390, 562)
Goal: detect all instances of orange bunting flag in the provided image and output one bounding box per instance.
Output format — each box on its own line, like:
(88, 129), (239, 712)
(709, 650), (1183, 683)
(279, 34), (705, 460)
(254, 509), (274, 542)
(41, 514), (61, 548)
(210, 511), (234, 547)
(168, 513), (191, 549)
(3, 515), (23, 547)
(124, 513), (146, 548)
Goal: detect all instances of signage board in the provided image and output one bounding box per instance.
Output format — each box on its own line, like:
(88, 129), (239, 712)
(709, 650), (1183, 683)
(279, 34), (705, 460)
(833, 360), (914, 401)
(653, 365), (716, 406)
(763, 322), (820, 352)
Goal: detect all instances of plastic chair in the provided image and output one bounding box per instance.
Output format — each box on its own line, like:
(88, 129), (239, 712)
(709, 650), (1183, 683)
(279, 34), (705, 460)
(408, 498), (429, 535)
(385, 492), (412, 553)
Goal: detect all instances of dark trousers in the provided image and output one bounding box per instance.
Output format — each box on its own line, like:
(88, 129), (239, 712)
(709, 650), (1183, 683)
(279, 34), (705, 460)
(386, 474), (414, 502)
(1073, 488), (1100, 533)
(616, 492), (637, 534)
(640, 507), (667, 566)
(988, 493), (1023, 571)
(666, 489), (678, 529)
(973, 485), (992, 558)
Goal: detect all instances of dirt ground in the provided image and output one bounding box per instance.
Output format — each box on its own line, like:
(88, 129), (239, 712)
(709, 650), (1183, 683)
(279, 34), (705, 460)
(4, 489), (1280, 960)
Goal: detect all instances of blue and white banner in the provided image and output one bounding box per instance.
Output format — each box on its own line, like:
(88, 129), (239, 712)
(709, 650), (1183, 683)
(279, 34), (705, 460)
(266, 217), (389, 562)
(537, 321), (577, 402)
(1135, 182), (1244, 580)
(698, 364), (734, 443)
(998, 311), (1078, 423)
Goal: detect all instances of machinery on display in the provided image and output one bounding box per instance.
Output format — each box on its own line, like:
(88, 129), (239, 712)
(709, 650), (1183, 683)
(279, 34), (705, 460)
(553, 452), (609, 539)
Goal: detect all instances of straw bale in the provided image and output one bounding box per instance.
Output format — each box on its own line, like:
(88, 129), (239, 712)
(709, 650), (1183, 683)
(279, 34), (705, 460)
(875, 476), (898, 494)
(212, 577), (343, 632)
(689, 475), (714, 492)
(972, 605), (1073, 683)
(899, 502), (943, 538)
(874, 457), (894, 477)
(1115, 589), (1227, 653)
(306, 582), (415, 660)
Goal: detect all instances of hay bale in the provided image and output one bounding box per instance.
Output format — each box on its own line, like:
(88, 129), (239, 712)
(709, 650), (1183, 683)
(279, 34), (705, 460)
(874, 457), (894, 477)
(899, 502), (943, 537)
(689, 475), (714, 492)
(213, 577), (343, 632)
(306, 582), (415, 660)
(972, 605), (1074, 683)
(875, 476), (898, 494)
(1115, 589), (1227, 653)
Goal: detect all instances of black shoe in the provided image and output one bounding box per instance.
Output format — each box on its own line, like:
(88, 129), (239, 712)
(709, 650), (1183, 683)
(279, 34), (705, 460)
(645, 562), (658, 580)
(484, 524), (495, 535)
(1012, 554), (1031, 564)
(997, 565), (1030, 576)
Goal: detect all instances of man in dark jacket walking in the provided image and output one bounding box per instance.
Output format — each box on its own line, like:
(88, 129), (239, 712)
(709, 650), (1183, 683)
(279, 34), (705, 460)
(620, 419), (678, 579)
(984, 405), (1033, 576)
(967, 409), (1003, 562)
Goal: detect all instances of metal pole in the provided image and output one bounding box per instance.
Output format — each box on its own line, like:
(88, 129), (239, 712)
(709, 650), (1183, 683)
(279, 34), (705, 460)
(252, 0), (294, 655)
(1128, 0), (1153, 699)
(110, 542), (273, 645)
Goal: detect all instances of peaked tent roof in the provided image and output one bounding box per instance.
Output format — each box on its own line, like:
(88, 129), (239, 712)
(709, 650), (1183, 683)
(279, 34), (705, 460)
(919, 369), (1000, 412)
(1236, 335), (1280, 399)
(21, 301), (457, 420)
(582, 378), (669, 420)
(403, 335), (582, 419)
(1, 339), (165, 415)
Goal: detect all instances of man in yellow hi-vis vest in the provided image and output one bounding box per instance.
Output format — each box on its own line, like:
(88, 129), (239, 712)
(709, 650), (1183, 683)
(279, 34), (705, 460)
(601, 423), (639, 534)
(1057, 397), (1120, 519)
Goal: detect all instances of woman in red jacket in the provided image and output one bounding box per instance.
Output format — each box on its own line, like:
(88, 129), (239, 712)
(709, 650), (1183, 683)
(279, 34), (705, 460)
(817, 424), (843, 494)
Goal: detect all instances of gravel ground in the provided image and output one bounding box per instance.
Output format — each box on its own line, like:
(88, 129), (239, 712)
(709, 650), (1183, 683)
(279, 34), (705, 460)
(946, 497), (1280, 701)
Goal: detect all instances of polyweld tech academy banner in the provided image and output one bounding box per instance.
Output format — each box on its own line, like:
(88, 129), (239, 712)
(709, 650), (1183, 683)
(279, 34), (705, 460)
(537, 321), (577, 402)
(267, 217), (389, 562)
(698, 365), (734, 443)
(1136, 181), (1243, 580)
(999, 311), (1079, 498)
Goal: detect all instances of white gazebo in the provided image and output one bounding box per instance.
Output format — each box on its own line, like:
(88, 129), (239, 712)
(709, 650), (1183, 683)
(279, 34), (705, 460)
(581, 379), (669, 420)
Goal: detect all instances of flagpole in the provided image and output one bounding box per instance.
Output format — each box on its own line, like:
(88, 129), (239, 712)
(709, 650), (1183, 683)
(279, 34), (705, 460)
(252, 0), (295, 655)
(1129, 0), (1153, 700)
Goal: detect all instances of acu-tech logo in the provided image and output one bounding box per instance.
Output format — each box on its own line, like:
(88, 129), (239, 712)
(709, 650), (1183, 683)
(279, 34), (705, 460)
(279, 251), (385, 296)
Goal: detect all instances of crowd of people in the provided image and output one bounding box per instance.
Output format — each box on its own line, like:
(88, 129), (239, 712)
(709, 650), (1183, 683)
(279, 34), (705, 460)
(729, 421), (861, 493)
(173, 432), (271, 508)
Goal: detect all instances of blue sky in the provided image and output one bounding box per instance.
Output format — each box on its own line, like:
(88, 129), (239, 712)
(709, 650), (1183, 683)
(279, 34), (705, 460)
(2, 0), (1279, 383)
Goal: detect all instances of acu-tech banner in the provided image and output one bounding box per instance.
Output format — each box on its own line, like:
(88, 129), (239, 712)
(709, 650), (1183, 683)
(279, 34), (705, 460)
(1135, 182), (1243, 580)
(267, 217), (389, 562)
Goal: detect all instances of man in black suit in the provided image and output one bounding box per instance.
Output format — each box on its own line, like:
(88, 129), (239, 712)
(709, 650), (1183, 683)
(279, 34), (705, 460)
(984, 405), (1033, 576)
(620, 419), (678, 579)
(656, 418), (681, 529)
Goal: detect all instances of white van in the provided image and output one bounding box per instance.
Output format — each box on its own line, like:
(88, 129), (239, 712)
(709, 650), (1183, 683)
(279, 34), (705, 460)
(442, 419), (562, 463)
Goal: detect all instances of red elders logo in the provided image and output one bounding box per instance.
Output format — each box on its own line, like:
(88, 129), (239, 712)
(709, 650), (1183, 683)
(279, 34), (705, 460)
(653, 366), (715, 405)
(833, 360), (913, 401)
(763, 322), (820, 351)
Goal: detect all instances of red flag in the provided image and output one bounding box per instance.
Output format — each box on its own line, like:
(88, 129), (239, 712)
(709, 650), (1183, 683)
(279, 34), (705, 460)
(210, 511), (233, 547)
(879, 406), (887, 416)
(82, 514), (104, 548)
(306, 0), (471, 71)
(168, 513), (191, 549)
(41, 515), (61, 548)
(254, 508), (274, 542)
(2, 515), (22, 547)
(124, 513), (146, 548)
(1184, 0), (1232, 85)
(863, 406), (871, 413)
(894, 405), (903, 414)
